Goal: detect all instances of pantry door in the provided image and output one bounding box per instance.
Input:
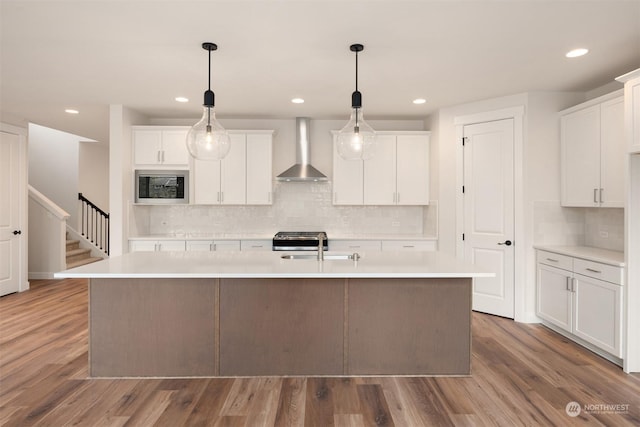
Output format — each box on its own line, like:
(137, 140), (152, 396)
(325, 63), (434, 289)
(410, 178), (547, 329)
(463, 119), (515, 318)
(0, 130), (23, 296)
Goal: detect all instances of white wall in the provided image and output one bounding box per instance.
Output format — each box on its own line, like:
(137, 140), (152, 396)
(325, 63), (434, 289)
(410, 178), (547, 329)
(79, 142), (109, 211)
(109, 105), (146, 256)
(28, 123), (81, 228)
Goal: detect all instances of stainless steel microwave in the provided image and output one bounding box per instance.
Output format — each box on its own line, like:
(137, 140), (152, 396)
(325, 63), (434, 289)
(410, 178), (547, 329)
(135, 170), (189, 204)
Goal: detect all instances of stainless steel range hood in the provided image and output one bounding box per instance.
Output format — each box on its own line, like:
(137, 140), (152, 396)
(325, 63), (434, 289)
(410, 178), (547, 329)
(276, 117), (327, 181)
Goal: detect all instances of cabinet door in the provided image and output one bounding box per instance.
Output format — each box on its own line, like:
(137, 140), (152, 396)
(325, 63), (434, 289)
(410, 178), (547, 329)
(561, 105), (601, 207)
(364, 135), (396, 205)
(193, 159), (222, 204)
(333, 139), (363, 205)
(186, 241), (215, 251)
(536, 264), (572, 332)
(157, 240), (185, 251)
(220, 134), (246, 204)
(133, 130), (162, 166)
(246, 134), (273, 205)
(573, 274), (622, 357)
(630, 78), (640, 153)
(161, 130), (189, 166)
(396, 135), (429, 205)
(213, 240), (241, 251)
(599, 97), (625, 207)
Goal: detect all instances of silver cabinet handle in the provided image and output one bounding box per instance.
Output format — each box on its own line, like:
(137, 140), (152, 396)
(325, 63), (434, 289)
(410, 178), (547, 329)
(546, 258), (559, 262)
(566, 277), (571, 291)
(585, 268), (602, 274)
(157, 151), (162, 163)
(593, 188), (598, 203)
(349, 245), (361, 249)
(403, 245), (415, 248)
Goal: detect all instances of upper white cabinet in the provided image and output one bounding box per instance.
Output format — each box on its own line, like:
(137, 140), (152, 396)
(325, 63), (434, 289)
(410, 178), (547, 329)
(333, 131), (430, 206)
(560, 92), (625, 207)
(246, 133), (273, 205)
(133, 127), (189, 168)
(616, 69), (640, 153)
(193, 131), (273, 205)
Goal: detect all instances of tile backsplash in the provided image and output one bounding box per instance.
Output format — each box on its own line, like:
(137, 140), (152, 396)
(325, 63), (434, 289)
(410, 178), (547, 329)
(533, 201), (624, 252)
(131, 181), (437, 237)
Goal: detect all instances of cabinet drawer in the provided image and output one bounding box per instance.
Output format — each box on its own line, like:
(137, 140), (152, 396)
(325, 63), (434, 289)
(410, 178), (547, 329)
(330, 240), (382, 251)
(381, 240), (437, 251)
(537, 250), (573, 271)
(574, 258), (623, 285)
(240, 240), (272, 251)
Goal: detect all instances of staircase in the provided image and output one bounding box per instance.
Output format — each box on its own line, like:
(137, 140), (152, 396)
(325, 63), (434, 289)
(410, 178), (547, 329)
(66, 233), (102, 269)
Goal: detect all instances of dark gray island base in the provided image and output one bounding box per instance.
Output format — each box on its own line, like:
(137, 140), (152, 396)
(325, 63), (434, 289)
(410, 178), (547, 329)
(89, 277), (472, 377)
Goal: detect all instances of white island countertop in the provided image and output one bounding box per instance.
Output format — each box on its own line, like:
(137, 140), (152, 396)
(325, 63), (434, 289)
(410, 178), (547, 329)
(54, 250), (493, 279)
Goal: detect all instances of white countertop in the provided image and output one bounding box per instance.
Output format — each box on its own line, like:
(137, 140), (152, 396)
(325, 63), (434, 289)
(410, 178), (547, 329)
(54, 250), (492, 279)
(534, 245), (625, 267)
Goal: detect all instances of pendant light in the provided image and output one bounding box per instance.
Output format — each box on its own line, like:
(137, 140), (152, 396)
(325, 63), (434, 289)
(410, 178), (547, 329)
(186, 42), (230, 161)
(336, 43), (376, 160)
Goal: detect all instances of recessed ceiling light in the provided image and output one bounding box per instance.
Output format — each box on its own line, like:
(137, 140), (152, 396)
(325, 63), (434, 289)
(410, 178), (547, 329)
(175, 97), (189, 103)
(413, 98), (427, 105)
(291, 98), (305, 104)
(65, 109), (79, 114)
(566, 48), (589, 58)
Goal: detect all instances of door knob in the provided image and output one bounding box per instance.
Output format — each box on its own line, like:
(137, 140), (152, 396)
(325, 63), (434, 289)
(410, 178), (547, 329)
(498, 240), (512, 246)
(13, 230), (22, 235)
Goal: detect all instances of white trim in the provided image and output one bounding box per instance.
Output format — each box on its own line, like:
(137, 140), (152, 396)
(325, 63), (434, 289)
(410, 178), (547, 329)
(454, 106), (525, 321)
(28, 185), (70, 220)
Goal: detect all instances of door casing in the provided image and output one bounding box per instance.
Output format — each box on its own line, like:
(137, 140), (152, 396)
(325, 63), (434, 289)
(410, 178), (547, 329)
(454, 107), (525, 322)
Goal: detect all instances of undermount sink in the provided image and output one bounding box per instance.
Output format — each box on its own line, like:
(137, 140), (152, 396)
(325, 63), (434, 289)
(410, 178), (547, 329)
(281, 253), (360, 261)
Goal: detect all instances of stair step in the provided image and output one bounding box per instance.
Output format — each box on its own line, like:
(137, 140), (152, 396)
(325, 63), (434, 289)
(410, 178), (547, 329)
(66, 247), (92, 263)
(66, 239), (80, 250)
(66, 256), (103, 269)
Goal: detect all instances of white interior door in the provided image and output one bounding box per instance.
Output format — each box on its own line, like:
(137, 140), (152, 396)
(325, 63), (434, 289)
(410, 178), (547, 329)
(0, 131), (22, 296)
(463, 119), (515, 318)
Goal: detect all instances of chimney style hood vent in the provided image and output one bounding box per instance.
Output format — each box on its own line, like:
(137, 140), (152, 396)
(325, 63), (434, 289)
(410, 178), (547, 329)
(277, 117), (327, 181)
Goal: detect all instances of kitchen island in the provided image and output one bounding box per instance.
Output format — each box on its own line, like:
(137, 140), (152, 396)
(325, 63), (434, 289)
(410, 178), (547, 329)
(55, 250), (492, 378)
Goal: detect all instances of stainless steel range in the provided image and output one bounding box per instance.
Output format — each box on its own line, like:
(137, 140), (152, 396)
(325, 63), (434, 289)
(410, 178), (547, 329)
(272, 231), (328, 251)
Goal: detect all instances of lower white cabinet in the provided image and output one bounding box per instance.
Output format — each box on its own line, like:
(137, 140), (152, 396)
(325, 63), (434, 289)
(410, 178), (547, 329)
(130, 240), (186, 252)
(186, 240), (240, 251)
(536, 249), (623, 358)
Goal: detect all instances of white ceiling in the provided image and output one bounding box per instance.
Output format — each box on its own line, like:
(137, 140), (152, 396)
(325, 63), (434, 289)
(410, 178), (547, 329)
(1, 0), (639, 144)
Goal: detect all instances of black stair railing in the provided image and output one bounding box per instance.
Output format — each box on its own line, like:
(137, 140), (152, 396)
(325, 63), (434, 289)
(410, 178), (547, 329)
(78, 193), (109, 255)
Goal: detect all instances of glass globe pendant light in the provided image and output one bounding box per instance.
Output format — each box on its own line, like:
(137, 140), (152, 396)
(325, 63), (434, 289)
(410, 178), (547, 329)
(186, 42), (230, 161)
(337, 43), (376, 160)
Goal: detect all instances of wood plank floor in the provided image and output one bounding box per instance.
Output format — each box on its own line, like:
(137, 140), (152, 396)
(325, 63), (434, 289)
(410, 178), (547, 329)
(1, 278), (639, 426)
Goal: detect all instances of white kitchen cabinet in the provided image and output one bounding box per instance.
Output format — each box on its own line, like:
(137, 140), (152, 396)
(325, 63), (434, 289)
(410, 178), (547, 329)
(381, 240), (437, 251)
(193, 132), (273, 205)
(129, 240), (186, 252)
(333, 139), (364, 205)
(240, 239), (272, 251)
(333, 131), (430, 206)
(536, 248), (623, 359)
(364, 133), (430, 205)
(246, 134), (273, 205)
(617, 69), (640, 153)
(133, 127), (189, 168)
(329, 240), (382, 251)
(186, 240), (240, 251)
(560, 92), (624, 207)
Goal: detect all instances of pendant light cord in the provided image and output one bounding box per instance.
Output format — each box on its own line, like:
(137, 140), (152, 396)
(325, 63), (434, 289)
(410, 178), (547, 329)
(355, 49), (359, 128)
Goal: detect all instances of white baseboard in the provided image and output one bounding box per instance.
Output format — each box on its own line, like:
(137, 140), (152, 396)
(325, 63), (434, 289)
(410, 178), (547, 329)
(28, 272), (55, 280)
